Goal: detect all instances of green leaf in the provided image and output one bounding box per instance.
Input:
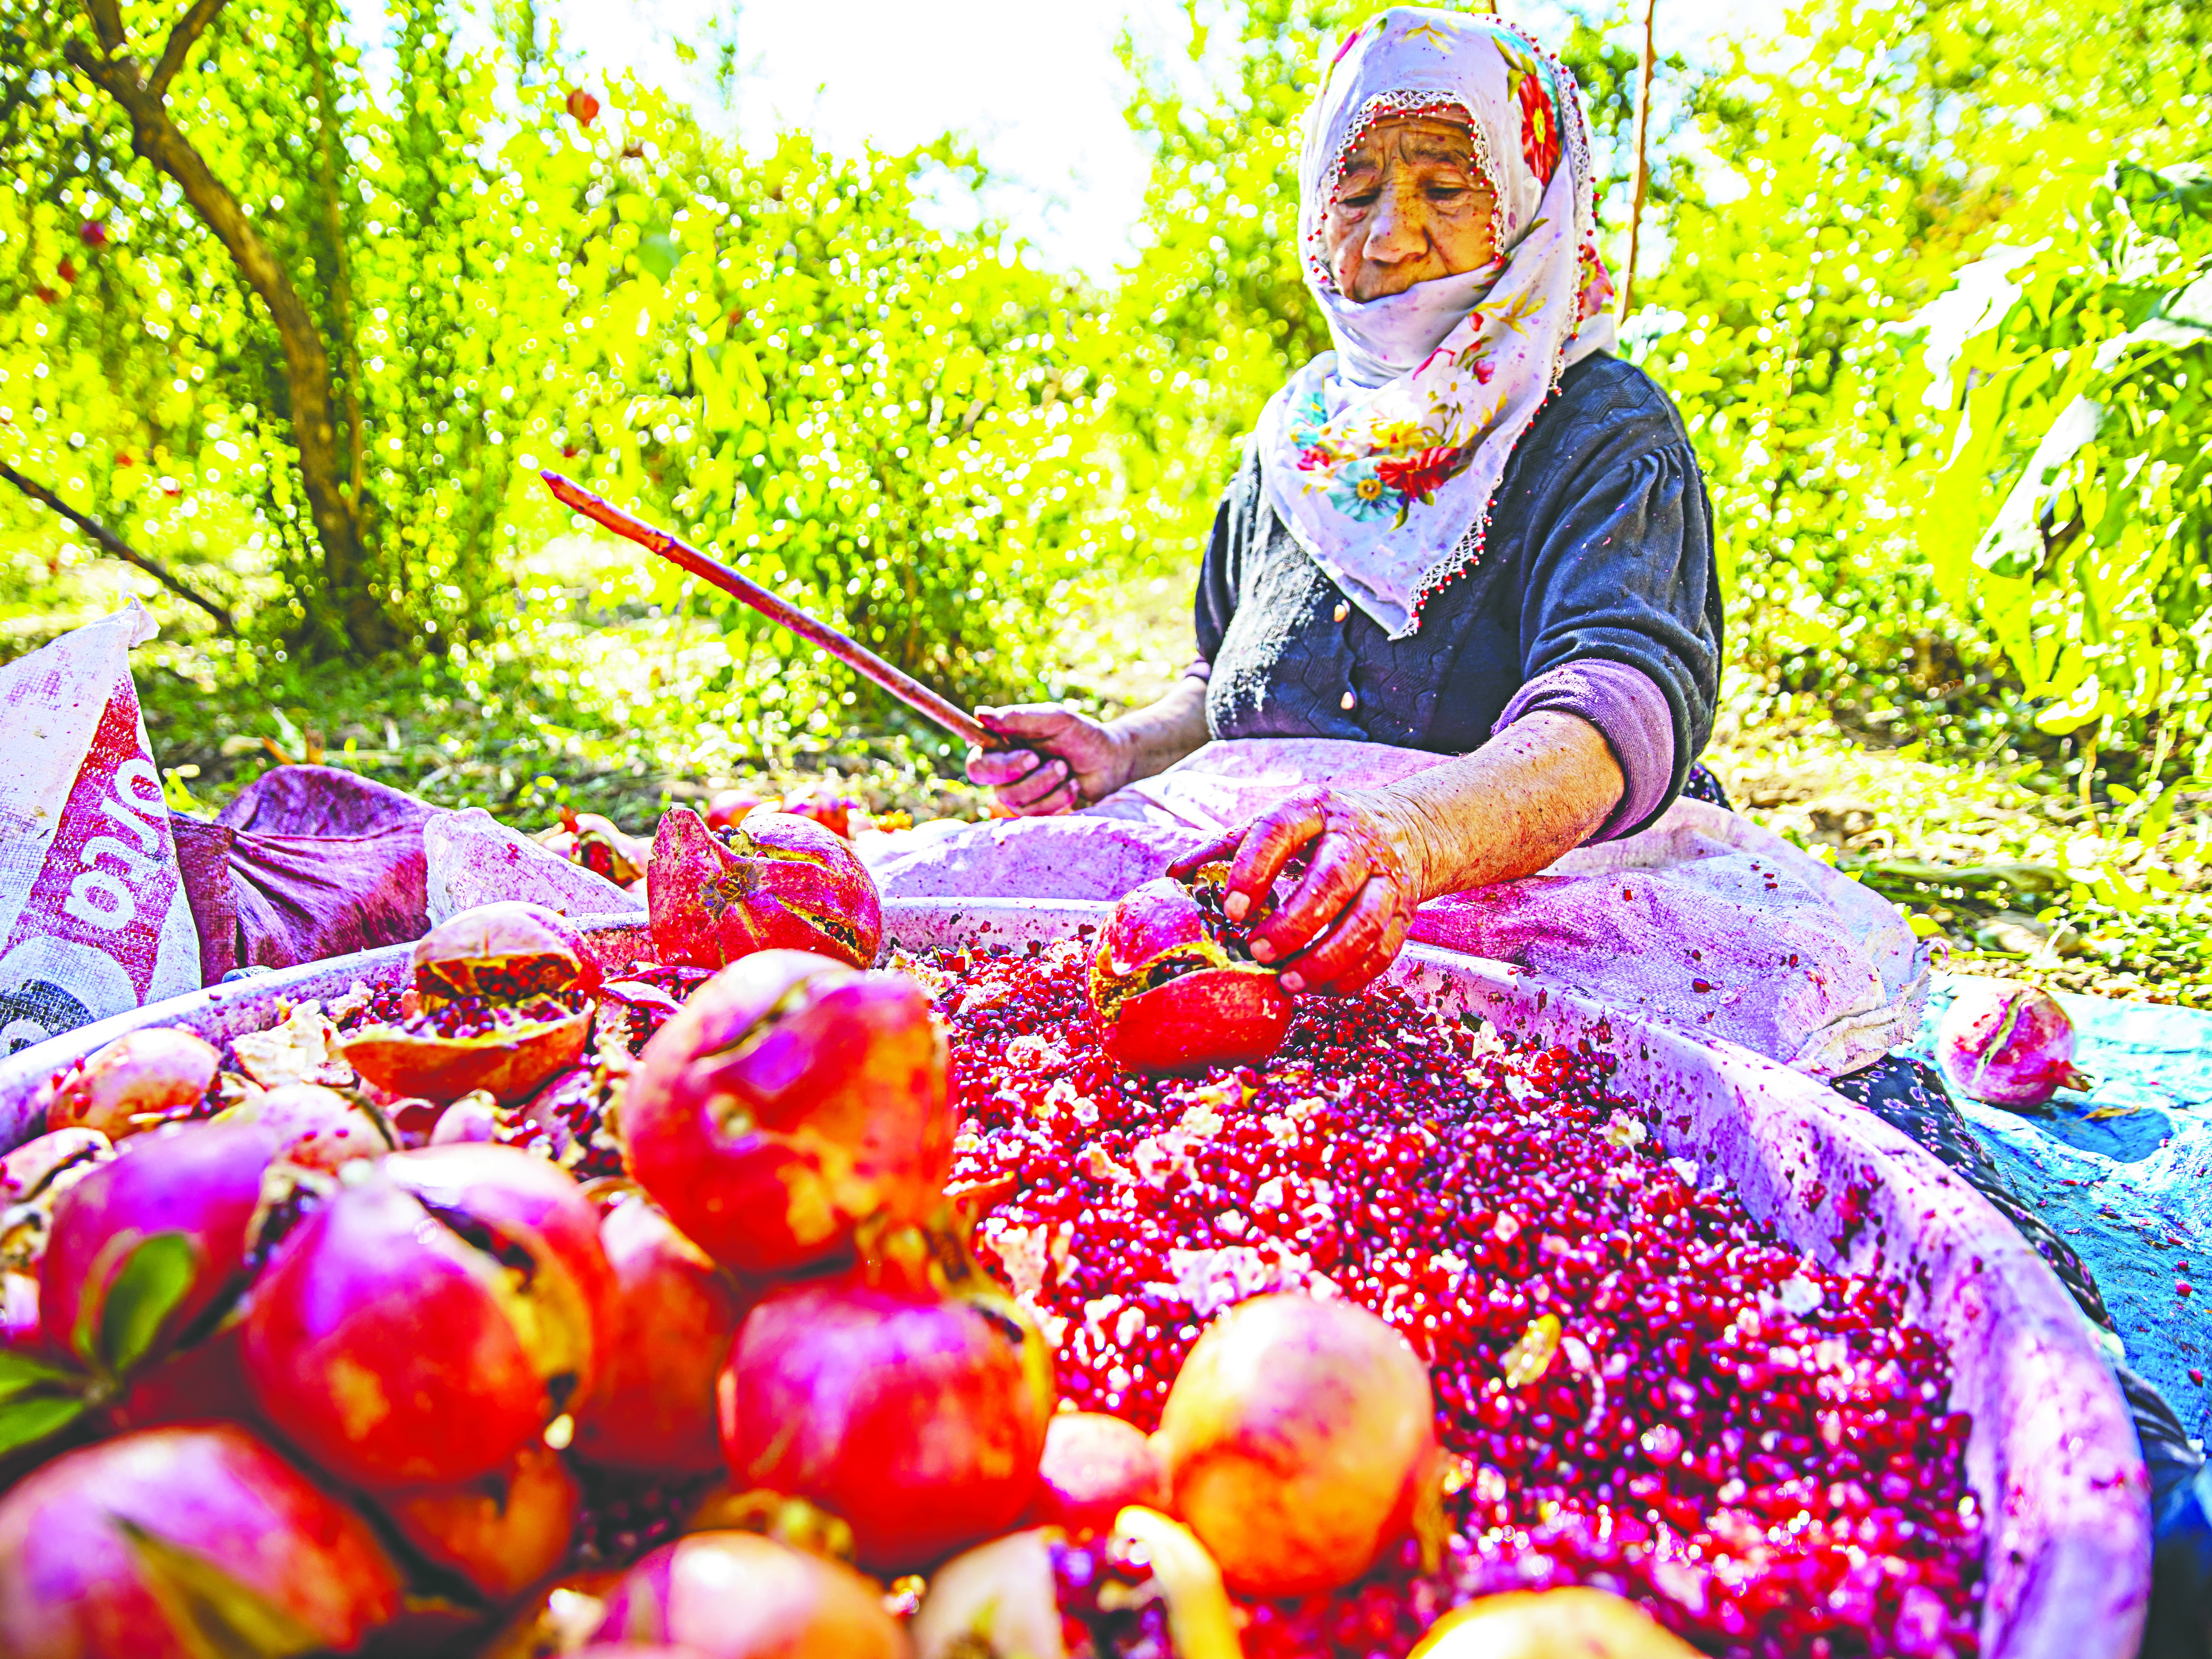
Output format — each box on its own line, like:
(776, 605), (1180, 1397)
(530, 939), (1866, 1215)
(97, 1232), (201, 1377)
(0, 1395), (89, 1461)
(0, 1349), (80, 1404)
(115, 1515), (328, 1659)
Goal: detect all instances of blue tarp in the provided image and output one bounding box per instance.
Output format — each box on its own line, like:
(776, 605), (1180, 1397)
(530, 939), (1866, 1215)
(1907, 975), (2212, 1450)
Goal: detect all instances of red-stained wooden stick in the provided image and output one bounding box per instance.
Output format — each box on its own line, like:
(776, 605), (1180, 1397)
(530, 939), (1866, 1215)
(541, 471), (999, 751)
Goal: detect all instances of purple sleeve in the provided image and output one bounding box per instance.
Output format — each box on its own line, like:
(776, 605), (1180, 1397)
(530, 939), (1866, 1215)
(1492, 659), (1675, 843)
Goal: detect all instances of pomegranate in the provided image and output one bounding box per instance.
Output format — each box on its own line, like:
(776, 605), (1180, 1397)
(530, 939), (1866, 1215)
(566, 86), (600, 128)
(430, 1090), (504, 1144)
(0, 1128), (113, 1271)
(1089, 875), (1291, 1075)
(591, 1531), (907, 1656)
(1032, 1410), (1167, 1535)
(343, 902), (598, 1104)
(103, 1325), (255, 1433)
(1155, 1293), (1439, 1598)
(480, 1567), (627, 1659)
(1411, 1588), (1702, 1656)
(704, 788), (766, 831)
(716, 1267), (1054, 1570)
(370, 1442), (580, 1600)
(1934, 978), (2093, 1108)
(648, 807), (883, 970)
(216, 1082), (394, 1171)
(40, 1121), (277, 1377)
(541, 806), (650, 887)
(0, 1423), (402, 1658)
(37, 1027), (219, 1139)
(622, 950), (950, 1276)
(572, 1194), (748, 1477)
(240, 1155), (604, 1487)
(777, 784), (861, 839)
(913, 1509), (1238, 1659)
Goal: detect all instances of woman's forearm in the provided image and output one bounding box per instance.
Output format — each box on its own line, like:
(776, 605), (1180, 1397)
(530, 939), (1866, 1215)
(1366, 710), (1625, 898)
(1103, 674), (1212, 791)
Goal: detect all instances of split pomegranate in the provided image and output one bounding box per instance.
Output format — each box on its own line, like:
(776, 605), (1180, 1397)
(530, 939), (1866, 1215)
(1032, 1410), (1167, 1535)
(1156, 1293), (1440, 1598)
(38, 1027), (219, 1140)
(343, 901), (597, 1104)
(540, 806), (651, 887)
(1935, 978), (2092, 1108)
(0, 1423), (402, 1658)
(913, 1509), (1240, 1659)
(715, 1267), (1055, 1570)
(240, 1154), (604, 1487)
(622, 950), (950, 1276)
(647, 806), (883, 970)
(1089, 875), (1292, 1075)
(0, 1128), (113, 1271)
(1411, 1587), (1701, 1656)
(935, 938), (1985, 1656)
(40, 1121), (277, 1376)
(216, 1081), (394, 1171)
(591, 1530), (908, 1656)
(572, 1193), (749, 1478)
(370, 1442), (581, 1600)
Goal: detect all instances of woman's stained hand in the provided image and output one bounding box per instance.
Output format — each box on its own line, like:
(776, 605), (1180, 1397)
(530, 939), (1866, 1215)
(1168, 787), (1424, 996)
(966, 704), (1128, 817)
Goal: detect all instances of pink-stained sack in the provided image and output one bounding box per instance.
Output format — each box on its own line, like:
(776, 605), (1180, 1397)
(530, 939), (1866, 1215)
(865, 738), (1928, 1078)
(0, 605), (200, 1054)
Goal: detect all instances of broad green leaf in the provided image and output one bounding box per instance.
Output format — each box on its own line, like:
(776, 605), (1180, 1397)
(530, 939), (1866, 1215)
(0, 1395), (90, 1462)
(97, 1233), (202, 1378)
(0, 1349), (78, 1399)
(115, 1515), (328, 1659)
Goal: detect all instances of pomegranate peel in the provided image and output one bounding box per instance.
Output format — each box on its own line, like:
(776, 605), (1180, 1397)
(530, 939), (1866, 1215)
(590, 1530), (908, 1656)
(1090, 876), (1290, 1076)
(367, 1441), (581, 1601)
(37, 1027), (220, 1141)
(1032, 1409), (1168, 1535)
(411, 900), (595, 1007)
(622, 951), (950, 1276)
(0, 1129), (114, 1272)
(541, 807), (650, 887)
(648, 807), (883, 971)
(341, 997), (593, 1105)
(1409, 1587), (1702, 1656)
(214, 1082), (395, 1171)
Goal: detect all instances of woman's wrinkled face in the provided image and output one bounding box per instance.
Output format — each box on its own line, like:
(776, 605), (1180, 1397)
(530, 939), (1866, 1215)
(1322, 113), (1498, 302)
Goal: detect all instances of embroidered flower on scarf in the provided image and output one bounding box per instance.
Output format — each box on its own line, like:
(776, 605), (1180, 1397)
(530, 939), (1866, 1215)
(1496, 39), (1562, 185)
(1328, 460), (1399, 522)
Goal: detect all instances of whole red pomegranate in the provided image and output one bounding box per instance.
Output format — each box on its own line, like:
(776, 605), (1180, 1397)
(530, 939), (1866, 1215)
(216, 1082), (394, 1171)
(343, 901), (596, 1103)
(1090, 875), (1291, 1075)
(39, 1027), (219, 1139)
(572, 1195), (748, 1477)
(369, 1442), (580, 1600)
(648, 807), (882, 971)
(703, 788), (766, 831)
(240, 1152), (607, 1487)
(0, 1423), (402, 1658)
(1032, 1410), (1167, 1536)
(1411, 1588), (1701, 1657)
(622, 950), (949, 1276)
(1155, 1292), (1439, 1598)
(914, 1510), (1239, 1659)
(40, 1121), (277, 1377)
(1935, 979), (2092, 1108)
(716, 1269), (1054, 1571)
(591, 1531), (907, 1656)
(566, 86), (600, 128)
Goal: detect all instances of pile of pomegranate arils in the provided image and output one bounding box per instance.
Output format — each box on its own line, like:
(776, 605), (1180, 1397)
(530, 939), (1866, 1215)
(0, 810), (1984, 1659)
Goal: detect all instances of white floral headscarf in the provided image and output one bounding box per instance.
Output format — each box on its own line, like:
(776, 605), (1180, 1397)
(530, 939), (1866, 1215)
(1254, 8), (1617, 639)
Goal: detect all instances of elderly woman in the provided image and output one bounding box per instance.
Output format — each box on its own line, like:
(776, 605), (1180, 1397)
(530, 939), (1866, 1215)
(970, 12), (1717, 996)
(960, 8), (2209, 1575)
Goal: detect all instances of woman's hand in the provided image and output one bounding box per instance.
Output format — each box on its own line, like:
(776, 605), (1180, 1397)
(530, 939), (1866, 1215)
(1169, 787), (1424, 996)
(965, 705), (1130, 818)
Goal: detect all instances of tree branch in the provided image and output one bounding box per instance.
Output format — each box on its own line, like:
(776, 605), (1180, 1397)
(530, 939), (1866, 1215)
(0, 459), (237, 634)
(150, 0), (229, 97)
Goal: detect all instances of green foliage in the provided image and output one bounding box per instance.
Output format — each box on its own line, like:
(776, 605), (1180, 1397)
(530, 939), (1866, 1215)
(1919, 163), (2212, 765)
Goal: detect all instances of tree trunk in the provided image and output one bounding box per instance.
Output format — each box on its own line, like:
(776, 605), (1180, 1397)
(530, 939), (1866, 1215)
(66, 0), (396, 656)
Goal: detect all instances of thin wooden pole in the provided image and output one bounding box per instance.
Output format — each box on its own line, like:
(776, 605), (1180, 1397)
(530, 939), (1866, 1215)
(1618, 0), (1658, 324)
(0, 458), (236, 634)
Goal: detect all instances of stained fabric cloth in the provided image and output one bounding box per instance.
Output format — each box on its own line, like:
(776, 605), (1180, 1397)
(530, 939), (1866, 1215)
(172, 767), (435, 984)
(1257, 8), (1616, 636)
(1198, 352), (1723, 840)
(1834, 1051), (2210, 1653)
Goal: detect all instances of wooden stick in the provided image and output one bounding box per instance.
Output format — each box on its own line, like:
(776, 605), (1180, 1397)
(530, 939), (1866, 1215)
(540, 471), (999, 751)
(0, 459), (236, 634)
(1618, 0), (1658, 324)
